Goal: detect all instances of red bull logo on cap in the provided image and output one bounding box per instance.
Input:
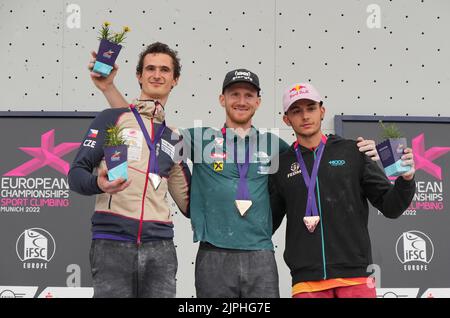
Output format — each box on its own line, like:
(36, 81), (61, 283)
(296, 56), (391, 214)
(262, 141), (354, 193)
(289, 85), (309, 99)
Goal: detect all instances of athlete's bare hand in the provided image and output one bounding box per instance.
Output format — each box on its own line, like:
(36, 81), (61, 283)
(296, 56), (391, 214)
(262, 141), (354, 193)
(400, 147), (415, 181)
(357, 137), (379, 161)
(97, 168), (131, 194)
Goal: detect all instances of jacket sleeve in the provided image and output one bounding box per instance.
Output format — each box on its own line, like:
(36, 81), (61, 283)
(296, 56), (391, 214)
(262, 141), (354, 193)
(361, 153), (416, 219)
(278, 137), (291, 154)
(269, 171), (287, 234)
(167, 136), (191, 218)
(68, 110), (116, 196)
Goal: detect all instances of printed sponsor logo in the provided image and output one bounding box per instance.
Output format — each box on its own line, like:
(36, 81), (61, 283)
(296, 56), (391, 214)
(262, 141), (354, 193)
(412, 133), (450, 180)
(376, 288), (419, 298)
(103, 50), (115, 58)
(111, 151), (121, 162)
(328, 159), (346, 167)
(399, 133), (450, 214)
(123, 129), (143, 161)
(210, 152), (227, 160)
(289, 84), (306, 93)
(0, 286), (38, 298)
(3, 129), (80, 177)
(420, 289), (450, 298)
(161, 139), (176, 159)
(289, 85), (308, 99)
(376, 288), (450, 298)
(214, 137), (224, 146)
(16, 228), (56, 270)
(257, 165), (270, 175)
(232, 70), (253, 82)
(213, 161), (223, 172)
(37, 287), (94, 298)
(287, 162), (301, 178)
(395, 231), (434, 271)
(0, 178), (70, 213)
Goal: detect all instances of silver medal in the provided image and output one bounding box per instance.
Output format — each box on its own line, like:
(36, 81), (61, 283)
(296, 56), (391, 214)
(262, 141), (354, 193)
(149, 173), (162, 190)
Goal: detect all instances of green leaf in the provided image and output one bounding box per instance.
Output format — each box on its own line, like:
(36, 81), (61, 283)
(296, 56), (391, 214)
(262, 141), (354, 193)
(379, 120), (403, 139)
(104, 124), (126, 147)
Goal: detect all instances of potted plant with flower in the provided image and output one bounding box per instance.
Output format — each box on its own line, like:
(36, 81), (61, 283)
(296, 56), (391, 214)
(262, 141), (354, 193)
(93, 22), (130, 77)
(375, 121), (411, 177)
(104, 124), (128, 181)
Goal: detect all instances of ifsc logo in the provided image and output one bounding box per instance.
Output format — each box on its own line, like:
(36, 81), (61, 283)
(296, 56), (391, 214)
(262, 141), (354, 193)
(16, 228), (56, 270)
(395, 230), (434, 272)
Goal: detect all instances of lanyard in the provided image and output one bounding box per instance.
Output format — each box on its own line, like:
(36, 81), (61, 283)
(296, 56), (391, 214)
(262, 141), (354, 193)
(235, 138), (250, 200)
(130, 104), (166, 175)
(294, 141), (325, 217)
(221, 127), (251, 201)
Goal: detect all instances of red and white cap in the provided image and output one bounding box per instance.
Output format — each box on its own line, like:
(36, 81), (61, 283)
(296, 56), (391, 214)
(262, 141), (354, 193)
(282, 83), (322, 113)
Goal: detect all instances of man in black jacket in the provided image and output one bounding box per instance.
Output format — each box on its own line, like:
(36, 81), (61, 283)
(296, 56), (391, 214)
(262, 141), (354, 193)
(269, 82), (416, 298)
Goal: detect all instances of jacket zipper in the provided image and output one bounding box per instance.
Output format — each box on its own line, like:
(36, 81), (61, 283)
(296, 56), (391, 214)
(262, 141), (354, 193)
(137, 118), (155, 245)
(313, 150), (327, 279)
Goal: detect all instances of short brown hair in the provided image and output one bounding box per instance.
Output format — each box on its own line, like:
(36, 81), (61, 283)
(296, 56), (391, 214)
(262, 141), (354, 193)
(136, 42), (181, 79)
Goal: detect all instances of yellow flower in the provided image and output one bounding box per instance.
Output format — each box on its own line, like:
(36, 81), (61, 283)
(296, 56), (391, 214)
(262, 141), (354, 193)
(123, 26), (130, 33)
(103, 21), (111, 27)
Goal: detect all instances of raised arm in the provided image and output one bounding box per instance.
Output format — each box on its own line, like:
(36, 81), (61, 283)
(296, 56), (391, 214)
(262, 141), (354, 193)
(88, 51), (128, 108)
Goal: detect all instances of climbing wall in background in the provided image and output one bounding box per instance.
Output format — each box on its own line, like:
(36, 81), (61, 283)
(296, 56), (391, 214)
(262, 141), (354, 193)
(1, 0), (449, 298)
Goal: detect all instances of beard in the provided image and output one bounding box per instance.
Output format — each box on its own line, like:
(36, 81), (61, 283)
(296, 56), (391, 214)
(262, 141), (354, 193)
(225, 107), (256, 125)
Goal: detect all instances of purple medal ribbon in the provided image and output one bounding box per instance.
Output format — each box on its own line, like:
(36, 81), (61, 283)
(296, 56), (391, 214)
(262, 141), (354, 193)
(235, 141), (251, 200)
(130, 104), (166, 175)
(294, 141), (325, 218)
(221, 127), (251, 201)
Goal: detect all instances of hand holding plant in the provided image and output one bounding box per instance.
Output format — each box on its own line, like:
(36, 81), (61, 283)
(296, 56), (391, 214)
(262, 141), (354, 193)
(103, 124), (128, 181)
(93, 22), (130, 77)
(375, 120), (411, 177)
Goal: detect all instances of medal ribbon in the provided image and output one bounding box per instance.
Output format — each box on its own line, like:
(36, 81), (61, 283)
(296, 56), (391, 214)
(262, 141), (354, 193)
(294, 141), (325, 217)
(221, 127), (251, 201)
(131, 103), (166, 175)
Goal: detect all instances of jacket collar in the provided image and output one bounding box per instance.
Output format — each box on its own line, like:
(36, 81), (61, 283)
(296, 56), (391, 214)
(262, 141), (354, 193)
(130, 99), (165, 123)
(221, 123), (258, 141)
(292, 134), (338, 153)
